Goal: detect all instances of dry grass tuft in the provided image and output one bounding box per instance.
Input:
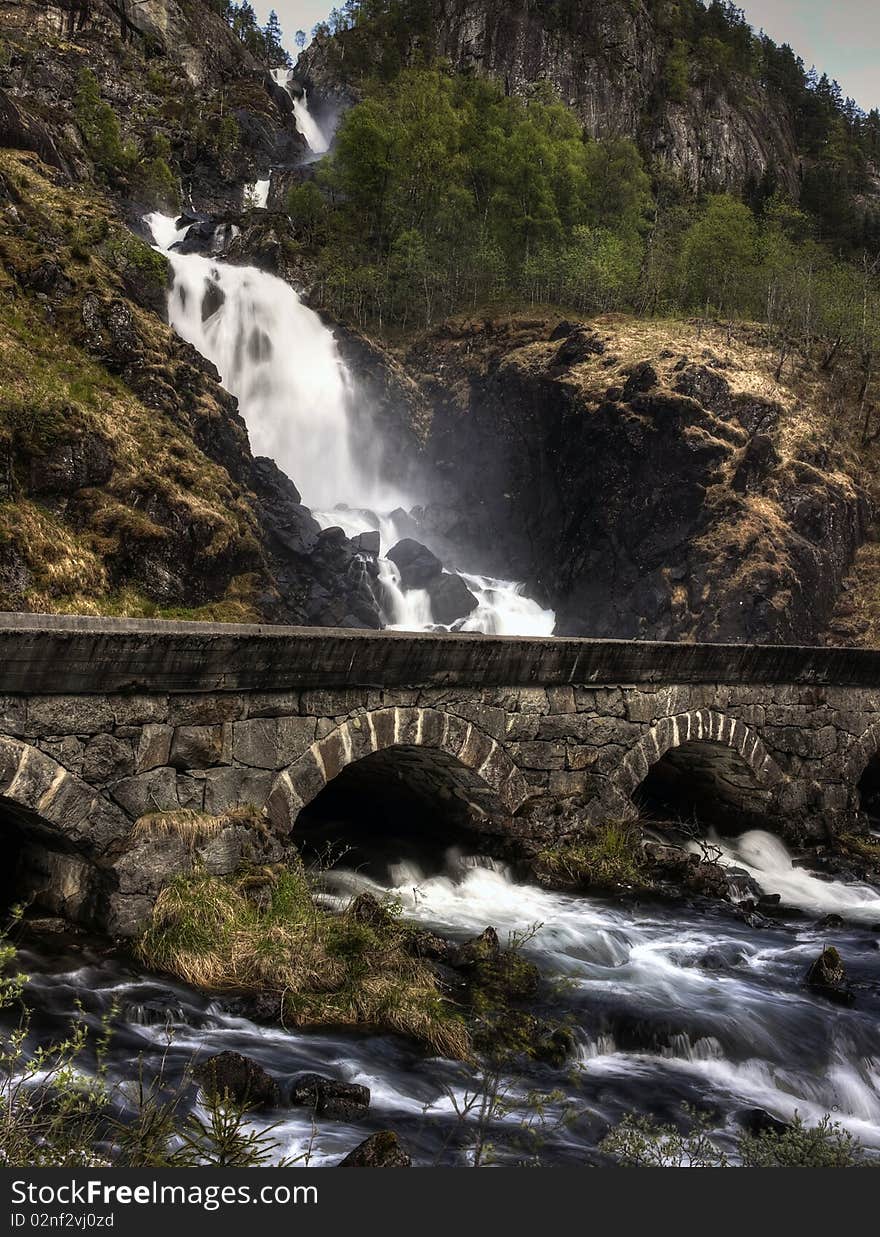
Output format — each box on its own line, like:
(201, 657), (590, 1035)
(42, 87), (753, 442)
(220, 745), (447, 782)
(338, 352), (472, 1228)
(137, 862), (470, 1060)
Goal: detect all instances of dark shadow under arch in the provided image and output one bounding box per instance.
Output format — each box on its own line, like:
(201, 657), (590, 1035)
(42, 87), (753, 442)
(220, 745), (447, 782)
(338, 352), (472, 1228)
(634, 737), (777, 833)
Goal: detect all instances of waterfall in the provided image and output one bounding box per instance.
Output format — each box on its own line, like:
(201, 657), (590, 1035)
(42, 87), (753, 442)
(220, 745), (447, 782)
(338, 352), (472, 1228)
(146, 214), (554, 634)
(272, 68), (330, 155)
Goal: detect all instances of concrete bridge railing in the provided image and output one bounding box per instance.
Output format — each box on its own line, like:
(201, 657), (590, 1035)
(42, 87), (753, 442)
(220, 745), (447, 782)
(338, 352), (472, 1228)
(2, 614), (880, 934)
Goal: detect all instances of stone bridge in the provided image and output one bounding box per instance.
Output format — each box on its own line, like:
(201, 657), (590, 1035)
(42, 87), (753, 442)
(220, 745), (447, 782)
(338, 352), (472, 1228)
(2, 615), (880, 935)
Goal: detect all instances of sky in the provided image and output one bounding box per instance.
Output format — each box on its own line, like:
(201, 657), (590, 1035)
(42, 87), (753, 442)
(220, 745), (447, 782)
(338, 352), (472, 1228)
(255, 1), (880, 112)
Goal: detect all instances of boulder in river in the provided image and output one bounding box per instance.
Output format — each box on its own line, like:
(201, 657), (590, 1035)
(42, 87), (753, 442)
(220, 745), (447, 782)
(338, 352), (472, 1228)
(194, 1050), (279, 1109)
(289, 1073), (370, 1121)
(426, 570), (478, 625)
(804, 946), (854, 1005)
(338, 1131), (411, 1167)
(386, 537), (443, 588)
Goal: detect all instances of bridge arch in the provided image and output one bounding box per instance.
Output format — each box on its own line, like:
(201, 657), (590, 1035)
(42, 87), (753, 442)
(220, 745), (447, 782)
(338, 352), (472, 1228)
(0, 735), (131, 921)
(843, 722), (880, 824)
(603, 709), (785, 829)
(264, 706), (528, 834)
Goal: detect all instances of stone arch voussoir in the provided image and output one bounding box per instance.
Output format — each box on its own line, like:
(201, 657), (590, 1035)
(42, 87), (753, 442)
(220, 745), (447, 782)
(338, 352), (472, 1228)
(0, 734), (132, 858)
(605, 709), (785, 808)
(264, 706), (528, 832)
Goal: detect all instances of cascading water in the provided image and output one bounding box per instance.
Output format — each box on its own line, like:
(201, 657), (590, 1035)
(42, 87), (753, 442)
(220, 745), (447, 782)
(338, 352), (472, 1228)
(146, 213), (554, 634)
(710, 829), (880, 921)
(12, 833), (880, 1165)
(272, 67), (330, 155)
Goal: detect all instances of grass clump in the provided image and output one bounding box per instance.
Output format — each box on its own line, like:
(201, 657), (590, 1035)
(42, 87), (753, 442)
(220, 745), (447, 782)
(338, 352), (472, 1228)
(137, 862), (470, 1060)
(132, 806), (263, 851)
(534, 821), (646, 890)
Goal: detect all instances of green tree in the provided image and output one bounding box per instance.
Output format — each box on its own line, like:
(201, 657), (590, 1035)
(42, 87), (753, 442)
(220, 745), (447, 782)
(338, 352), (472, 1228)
(680, 193), (760, 315)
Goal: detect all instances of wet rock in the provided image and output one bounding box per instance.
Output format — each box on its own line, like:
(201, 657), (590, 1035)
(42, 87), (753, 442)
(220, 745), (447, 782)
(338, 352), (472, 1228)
(338, 1131), (411, 1167)
(289, 1073), (370, 1121)
(352, 530), (380, 557)
(804, 946), (854, 1005)
(426, 571), (479, 625)
(818, 913), (844, 929)
(387, 538), (443, 589)
(739, 1107), (790, 1137)
(225, 992), (284, 1024)
(194, 1051), (279, 1109)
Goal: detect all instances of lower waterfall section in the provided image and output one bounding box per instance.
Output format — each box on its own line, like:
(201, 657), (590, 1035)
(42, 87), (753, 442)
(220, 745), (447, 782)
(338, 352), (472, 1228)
(146, 214), (555, 635)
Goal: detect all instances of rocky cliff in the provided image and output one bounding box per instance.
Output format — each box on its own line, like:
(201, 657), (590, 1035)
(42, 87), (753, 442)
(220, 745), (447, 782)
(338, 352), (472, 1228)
(0, 0), (385, 627)
(298, 0), (800, 196)
(405, 314), (868, 642)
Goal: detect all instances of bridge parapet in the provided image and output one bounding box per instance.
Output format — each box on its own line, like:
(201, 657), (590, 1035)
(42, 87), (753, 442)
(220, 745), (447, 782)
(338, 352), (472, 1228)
(1, 617), (879, 933)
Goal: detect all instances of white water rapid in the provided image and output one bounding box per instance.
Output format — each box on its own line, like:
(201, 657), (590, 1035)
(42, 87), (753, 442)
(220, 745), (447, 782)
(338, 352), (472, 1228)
(711, 829), (880, 922)
(146, 213), (555, 634)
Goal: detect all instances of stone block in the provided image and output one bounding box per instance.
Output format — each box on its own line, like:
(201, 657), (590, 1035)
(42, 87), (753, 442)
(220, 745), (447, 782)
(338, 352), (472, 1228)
(170, 725), (225, 769)
(110, 767), (179, 818)
(509, 741), (566, 771)
(547, 686), (576, 714)
(176, 775), (205, 811)
(536, 714), (596, 742)
(135, 724), (173, 773)
(167, 694), (245, 725)
(203, 766), (275, 815)
(300, 688), (366, 717)
(246, 691), (301, 718)
(27, 695), (116, 737)
(39, 735), (85, 774)
(505, 714), (540, 741)
(107, 695), (168, 726)
(567, 744), (598, 771)
(82, 733), (134, 783)
(232, 716), (317, 769)
(575, 686), (626, 716)
(0, 696), (26, 736)
(548, 771), (586, 797)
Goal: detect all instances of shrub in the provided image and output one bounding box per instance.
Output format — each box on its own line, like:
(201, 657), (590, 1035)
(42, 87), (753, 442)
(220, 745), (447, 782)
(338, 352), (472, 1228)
(600, 1109), (875, 1167)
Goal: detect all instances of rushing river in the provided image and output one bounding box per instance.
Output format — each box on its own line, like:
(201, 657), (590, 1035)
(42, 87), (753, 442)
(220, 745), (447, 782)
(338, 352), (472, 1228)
(11, 831), (880, 1166)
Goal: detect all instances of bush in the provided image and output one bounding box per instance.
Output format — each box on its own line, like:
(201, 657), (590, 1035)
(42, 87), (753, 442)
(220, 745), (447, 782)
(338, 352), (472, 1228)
(74, 69), (137, 183)
(600, 1108), (876, 1167)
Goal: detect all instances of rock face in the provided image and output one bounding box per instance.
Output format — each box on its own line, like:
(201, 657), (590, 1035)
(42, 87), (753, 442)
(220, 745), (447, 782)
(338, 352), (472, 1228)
(298, 0), (799, 196)
(411, 317), (867, 643)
